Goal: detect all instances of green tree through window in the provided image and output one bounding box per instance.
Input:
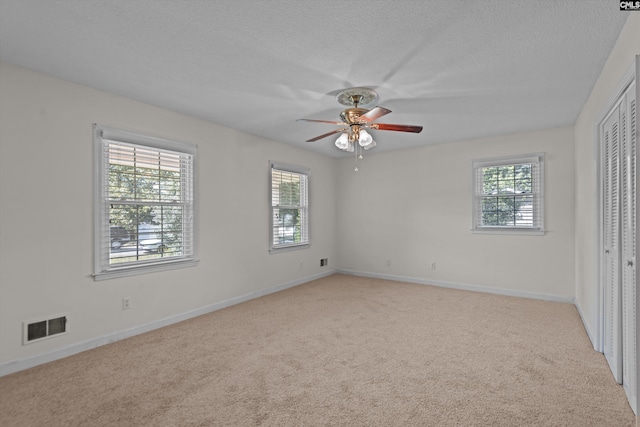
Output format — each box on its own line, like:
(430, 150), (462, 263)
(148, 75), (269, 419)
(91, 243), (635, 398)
(480, 164), (533, 227)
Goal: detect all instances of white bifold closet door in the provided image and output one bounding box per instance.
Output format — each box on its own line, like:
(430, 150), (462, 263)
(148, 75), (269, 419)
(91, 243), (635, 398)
(603, 99), (623, 384)
(602, 75), (637, 415)
(621, 80), (637, 414)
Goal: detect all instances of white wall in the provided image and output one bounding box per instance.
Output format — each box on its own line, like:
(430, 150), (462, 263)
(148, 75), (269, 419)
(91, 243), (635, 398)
(3, 12), (637, 372)
(336, 127), (575, 300)
(573, 14), (640, 344)
(0, 62), (337, 367)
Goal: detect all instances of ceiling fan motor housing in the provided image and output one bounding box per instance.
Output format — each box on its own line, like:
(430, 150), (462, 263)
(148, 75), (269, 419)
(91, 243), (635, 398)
(340, 108), (369, 125)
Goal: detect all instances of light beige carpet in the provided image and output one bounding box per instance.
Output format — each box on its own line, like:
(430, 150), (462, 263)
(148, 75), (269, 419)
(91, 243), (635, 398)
(0, 274), (635, 426)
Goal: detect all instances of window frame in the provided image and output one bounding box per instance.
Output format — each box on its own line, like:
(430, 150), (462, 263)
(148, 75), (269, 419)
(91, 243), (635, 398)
(269, 161), (310, 253)
(93, 124), (198, 280)
(471, 153), (545, 235)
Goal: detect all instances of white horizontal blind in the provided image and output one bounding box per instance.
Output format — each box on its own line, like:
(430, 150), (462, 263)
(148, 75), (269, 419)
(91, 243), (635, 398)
(94, 125), (196, 277)
(270, 164), (309, 250)
(473, 154), (544, 232)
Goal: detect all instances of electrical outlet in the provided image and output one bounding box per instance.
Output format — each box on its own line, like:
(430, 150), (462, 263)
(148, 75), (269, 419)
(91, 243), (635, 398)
(386, 259), (391, 267)
(320, 258), (328, 267)
(122, 297), (132, 310)
(430, 262), (436, 270)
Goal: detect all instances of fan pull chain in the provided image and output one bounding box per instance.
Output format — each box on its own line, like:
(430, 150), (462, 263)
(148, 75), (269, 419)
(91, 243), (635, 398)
(353, 143), (365, 172)
(354, 143), (359, 172)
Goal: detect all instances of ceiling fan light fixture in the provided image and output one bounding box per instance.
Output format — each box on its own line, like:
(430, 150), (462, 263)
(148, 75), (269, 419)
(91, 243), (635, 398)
(345, 141), (355, 152)
(363, 139), (377, 150)
(358, 129), (375, 148)
(335, 133), (350, 150)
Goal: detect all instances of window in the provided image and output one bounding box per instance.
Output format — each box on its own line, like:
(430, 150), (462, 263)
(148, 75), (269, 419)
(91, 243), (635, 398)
(270, 162), (309, 252)
(472, 153), (544, 234)
(93, 125), (197, 280)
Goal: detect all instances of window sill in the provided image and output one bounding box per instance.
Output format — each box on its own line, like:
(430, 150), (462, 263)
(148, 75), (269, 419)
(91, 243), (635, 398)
(93, 258), (199, 281)
(269, 243), (310, 254)
(471, 228), (545, 236)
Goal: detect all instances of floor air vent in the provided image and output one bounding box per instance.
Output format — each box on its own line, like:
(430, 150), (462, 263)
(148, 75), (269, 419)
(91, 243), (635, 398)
(23, 315), (68, 344)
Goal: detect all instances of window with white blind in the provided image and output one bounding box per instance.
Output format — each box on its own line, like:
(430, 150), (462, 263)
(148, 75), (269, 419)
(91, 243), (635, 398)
(472, 153), (544, 235)
(93, 125), (197, 280)
(270, 162), (309, 252)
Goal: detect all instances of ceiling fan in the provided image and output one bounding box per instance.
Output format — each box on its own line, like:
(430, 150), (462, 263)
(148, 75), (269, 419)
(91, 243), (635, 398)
(298, 87), (423, 152)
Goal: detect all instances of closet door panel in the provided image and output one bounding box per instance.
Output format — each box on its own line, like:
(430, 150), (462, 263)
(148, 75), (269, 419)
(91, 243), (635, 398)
(603, 106), (623, 383)
(622, 84), (637, 413)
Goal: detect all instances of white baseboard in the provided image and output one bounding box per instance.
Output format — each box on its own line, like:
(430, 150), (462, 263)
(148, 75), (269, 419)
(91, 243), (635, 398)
(336, 269), (576, 304)
(574, 300), (598, 351)
(0, 270), (335, 377)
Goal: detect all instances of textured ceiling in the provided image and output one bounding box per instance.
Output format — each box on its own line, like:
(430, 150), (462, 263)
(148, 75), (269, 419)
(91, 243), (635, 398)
(0, 0), (630, 157)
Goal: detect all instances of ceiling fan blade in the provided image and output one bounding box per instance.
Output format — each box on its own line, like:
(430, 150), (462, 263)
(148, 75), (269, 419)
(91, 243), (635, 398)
(297, 118), (343, 125)
(373, 123), (423, 133)
(359, 106), (392, 123)
(306, 129), (346, 142)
